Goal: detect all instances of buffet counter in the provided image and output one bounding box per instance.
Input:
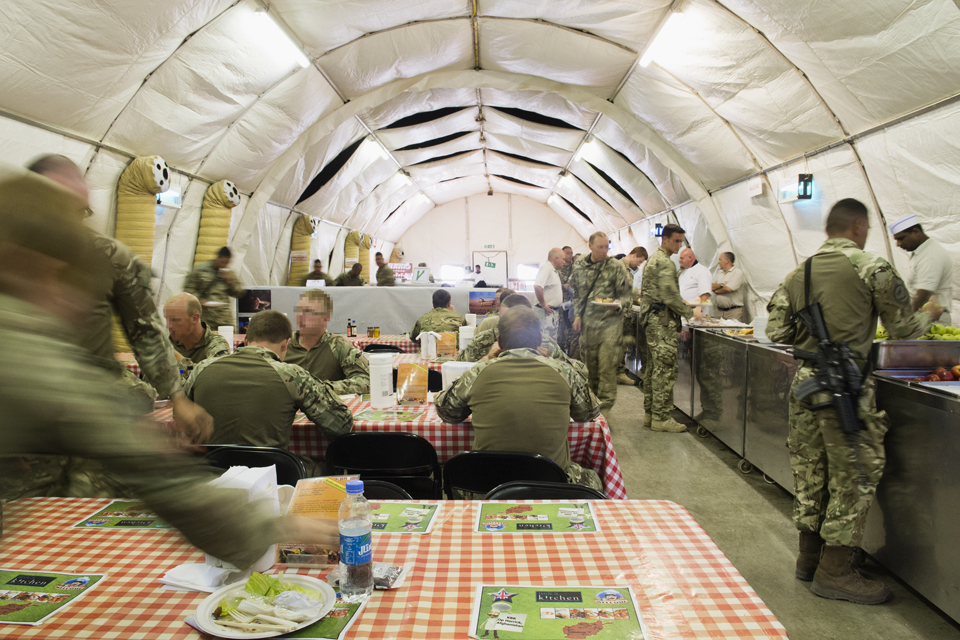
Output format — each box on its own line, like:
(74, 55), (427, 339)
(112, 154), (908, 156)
(677, 328), (960, 623)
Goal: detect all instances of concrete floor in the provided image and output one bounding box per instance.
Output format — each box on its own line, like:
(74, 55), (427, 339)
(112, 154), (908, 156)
(605, 383), (960, 640)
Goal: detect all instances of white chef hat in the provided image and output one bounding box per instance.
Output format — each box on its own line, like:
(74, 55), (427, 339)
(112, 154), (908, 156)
(889, 214), (920, 235)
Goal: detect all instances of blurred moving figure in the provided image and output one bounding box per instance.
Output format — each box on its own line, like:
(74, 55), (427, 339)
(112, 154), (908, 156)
(335, 263), (366, 287)
(0, 163), (336, 563)
(26, 156), (212, 438)
(374, 252), (395, 287)
(183, 246), (245, 329)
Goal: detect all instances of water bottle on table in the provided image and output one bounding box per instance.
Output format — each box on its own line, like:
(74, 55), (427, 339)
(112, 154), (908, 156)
(338, 479), (374, 602)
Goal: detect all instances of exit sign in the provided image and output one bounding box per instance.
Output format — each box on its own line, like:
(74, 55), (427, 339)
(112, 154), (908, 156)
(484, 244), (495, 248)
(485, 261), (496, 268)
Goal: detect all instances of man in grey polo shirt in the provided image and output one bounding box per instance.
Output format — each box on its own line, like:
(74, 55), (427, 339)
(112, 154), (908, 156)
(534, 248), (565, 340)
(711, 252), (746, 322)
(890, 214), (953, 326)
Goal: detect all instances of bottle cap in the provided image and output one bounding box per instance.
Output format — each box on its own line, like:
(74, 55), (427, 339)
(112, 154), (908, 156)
(345, 479), (364, 494)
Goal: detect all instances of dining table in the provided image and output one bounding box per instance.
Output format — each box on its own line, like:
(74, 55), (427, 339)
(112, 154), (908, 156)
(0, 497), (788, 639)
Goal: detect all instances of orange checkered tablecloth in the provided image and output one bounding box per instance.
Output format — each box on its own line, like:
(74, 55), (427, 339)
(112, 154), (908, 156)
(152, 397), (627, 500)
(348, 334), (418, 353)
(0, 497), (787, 639)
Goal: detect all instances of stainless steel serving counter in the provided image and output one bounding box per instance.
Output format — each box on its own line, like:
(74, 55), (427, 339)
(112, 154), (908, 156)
(693, 330), (749, 456)
(675, 325), (695, 416)
(743, 343), (796, 490)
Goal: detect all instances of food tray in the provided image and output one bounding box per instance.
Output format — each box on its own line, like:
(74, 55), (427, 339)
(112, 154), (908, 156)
(872, 341), (960, 370)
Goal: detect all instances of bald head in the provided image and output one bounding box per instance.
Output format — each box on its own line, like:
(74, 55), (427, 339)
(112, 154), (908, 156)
(27, 154), (90, 209)
(500, 294), (533, 311)
(679, 248), (697, 269)
(547, 247), (564, 269)
(497, 307), (542, 351)
(164, 292), (203, 343)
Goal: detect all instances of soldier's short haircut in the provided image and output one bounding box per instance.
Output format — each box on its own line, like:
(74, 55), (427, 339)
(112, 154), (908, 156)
(562, 245), (572, 252)
(628, 246), (648, 259)
(588, 231), (608, 245)
(300, 289), (332, 315)
(350, 262), (362, 271)
(498, 307), (542, 351)
(314, 259), (322, 265)
(27, 154), (77, 177)
(825, 198), (868, 234)
(166, 292), (202, 317)
(661, 224), (685, 239)
(723, 251), (736, 264)
(501, 294), (533, 310)
(218, 246), (232, 258)
(246, 310), (292, 343)
(375, 252), (383, 258)
(495, 287), (515, 299)
(432, 289), (452, 309)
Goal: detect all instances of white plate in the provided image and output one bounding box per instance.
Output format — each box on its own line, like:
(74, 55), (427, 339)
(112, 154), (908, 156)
(686, 300), (712, 307)
(193, 574), (336, 639)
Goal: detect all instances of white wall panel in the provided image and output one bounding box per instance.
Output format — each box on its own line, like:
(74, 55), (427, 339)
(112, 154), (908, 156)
(0, 116), (94, 169)
(240, 202), (294, 285)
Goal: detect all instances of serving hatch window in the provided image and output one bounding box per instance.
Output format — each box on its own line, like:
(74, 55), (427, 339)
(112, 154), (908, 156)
(440, 265), (464, 281)
(516, 264), (540, 281)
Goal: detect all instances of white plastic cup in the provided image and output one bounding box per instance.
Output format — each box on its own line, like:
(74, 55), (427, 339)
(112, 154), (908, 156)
(459, 325), (475, 350)
(218, 326), (235, 353)
(368, 353), (395, 409)
(465, 313), (477, 327)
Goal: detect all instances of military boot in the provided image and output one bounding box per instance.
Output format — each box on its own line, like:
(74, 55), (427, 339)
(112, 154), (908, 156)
(652, 418), (686, 433)
(796, 531), (824, 581)
(617, 373), (634, 385)
(811, 545), (892, 604)
(643, 414), (652, 429)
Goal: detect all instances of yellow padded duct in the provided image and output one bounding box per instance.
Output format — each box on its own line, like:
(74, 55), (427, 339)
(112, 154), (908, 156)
(195, 180), (240, 266)
(112, 156), (169, 352)
(287, 215), (313, 286)
(344, 230), (372, 280)
(389, 246), (404, 264)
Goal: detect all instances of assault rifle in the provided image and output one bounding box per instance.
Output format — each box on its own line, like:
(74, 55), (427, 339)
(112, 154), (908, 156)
(791, 258), (866, 478)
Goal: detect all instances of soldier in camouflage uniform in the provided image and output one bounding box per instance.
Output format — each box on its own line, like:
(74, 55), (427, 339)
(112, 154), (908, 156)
(436, 307), (604, 496)
(617, 248), (646, 384)
(183, 246), (245, 329)
(571, 233), (632, 414)
(0, 165), (340, 562)
(411, 289), (467, 343)
(186, 311), (354, 476)
(766, 198), (941, 605)
(639, 225), (693, 433)
(335, 263), (367, 286)
(375, 252), (396, 286)
(301, 259), (334, 287)
(556, 247), (577, 358)
(285, 290), (370, 395)
(163, 292), (231, 379)
(16, 156), (212, 500)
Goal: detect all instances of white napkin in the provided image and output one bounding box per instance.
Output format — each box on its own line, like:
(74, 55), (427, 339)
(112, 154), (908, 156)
(205, 466), (279, 573)
(159, 563), (247, 593)
(417, 331), (441, 358)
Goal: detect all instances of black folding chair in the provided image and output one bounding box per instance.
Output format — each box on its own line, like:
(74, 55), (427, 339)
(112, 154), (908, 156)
(202, 445), (306, 487)
(361, 480), (413, 500)
(325, 432), (442, 499)
(363, 344), (404, 353)
(483, 481), (606, 501)
(443, 451), (568, 499)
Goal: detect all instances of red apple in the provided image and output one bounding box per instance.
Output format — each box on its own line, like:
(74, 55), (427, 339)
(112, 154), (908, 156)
(933, 367), (949, 378)
(941, 371), (956, 381)
(925, 374), (940, 381)
(914, 377), (926, 382)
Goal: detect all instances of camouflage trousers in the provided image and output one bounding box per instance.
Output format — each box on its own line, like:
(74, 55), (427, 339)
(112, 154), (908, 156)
(201, 307), (235, 331)
(642, 318), (679, 421)
(579, 317), (623, 414)
(558, 309), (579, 359)
(788, 364), (888, 547)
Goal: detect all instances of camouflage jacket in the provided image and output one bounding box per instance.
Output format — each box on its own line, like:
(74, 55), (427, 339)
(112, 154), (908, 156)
(570, 253), (633, 323)
(638, 247), (692, 324)
(456, 326), (566, 364)
(766, 238), (932, 361)
(411, 307), (467, 342)
(79, 232), (182, 399)
(376, 265), (396, 287)
(436, 347), (601, 424)
(301, 271), (334, 287)
(185, 346), (354, 443)
(183, 260), (245, 304)
(172, 322), (230, 379)
(284, 331), (370, 395)
(0, 294), (282, 570)
(557, 263), (574, 301)
(335, 272), (366, 287)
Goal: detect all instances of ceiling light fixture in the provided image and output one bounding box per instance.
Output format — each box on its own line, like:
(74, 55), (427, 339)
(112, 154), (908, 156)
(639, 1), (685, 68)
(254, 7), (310, 69)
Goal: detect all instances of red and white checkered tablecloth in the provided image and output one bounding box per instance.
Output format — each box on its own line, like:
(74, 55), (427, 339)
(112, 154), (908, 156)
(391, 353), (445, 371)
(0, 497), (787, 639)
(152, 397), (627, 500)
(348, 334), (418, 353)
(116, 353), (141, 376)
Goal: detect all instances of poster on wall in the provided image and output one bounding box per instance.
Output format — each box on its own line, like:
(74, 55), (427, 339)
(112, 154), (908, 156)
(469, 292), (496, 316)
(290, 250), (309, 264)
(390, 263), (412, 282)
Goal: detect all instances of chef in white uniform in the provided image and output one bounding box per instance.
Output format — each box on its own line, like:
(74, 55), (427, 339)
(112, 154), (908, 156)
(890, 214), (953, 326)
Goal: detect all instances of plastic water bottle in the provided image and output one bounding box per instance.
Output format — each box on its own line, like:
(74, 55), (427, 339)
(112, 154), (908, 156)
(338, 479), (373, 602)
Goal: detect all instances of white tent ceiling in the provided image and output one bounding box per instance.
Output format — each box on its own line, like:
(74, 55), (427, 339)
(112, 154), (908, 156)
(2, 0), (960, 311)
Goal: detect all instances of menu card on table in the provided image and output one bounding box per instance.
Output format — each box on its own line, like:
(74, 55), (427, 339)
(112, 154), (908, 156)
(0, 569), (104, 626)
(272, 593), (368, 640)
(277, 476), (357, 567)
(469, 585), (648, 640)
(73, 500), (171, 529)
(474, 502), (599, 533)
(369, 502), (441, 533)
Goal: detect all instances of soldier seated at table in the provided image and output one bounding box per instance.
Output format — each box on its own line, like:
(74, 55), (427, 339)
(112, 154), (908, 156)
(410, 289), (467, 344)
(436, 306), (603, 494)
(284, 289), (370, 395)
(185, 311), (354, 475)
(475, 288), (515, 333)
(163, 292), (230, 379)
(334, 263), (366, 287)
(457, 294), (569, 366)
